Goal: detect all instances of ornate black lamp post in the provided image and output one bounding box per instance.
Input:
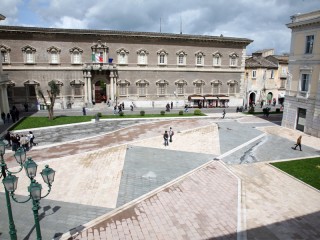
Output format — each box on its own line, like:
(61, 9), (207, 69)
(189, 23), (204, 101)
(0, 140), (27, 240)
(3, 156), (55, 240)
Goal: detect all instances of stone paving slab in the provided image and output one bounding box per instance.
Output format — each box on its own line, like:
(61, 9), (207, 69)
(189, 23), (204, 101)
(63, 161), (239, 240)
(230, 162), (320, 240)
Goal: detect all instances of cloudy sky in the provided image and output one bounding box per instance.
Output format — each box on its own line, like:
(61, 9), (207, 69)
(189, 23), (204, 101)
(1, 0), (319, 54)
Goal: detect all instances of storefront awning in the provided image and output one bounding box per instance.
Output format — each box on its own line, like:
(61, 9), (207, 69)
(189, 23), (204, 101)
(218, 97), (229, 100)
(191, 97), (204, 100)
(205, 97), (217, 100)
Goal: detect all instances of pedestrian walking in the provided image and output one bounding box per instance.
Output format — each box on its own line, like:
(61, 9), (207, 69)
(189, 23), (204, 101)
(184, 104), (189, 113)
(169, 127), (174, 142)
(6, 112), (10, 123)
(24, 102), (29, 112)
(163, 130), (169, 146)
(82, 107), (86, 116)
(1, 111), (5, 124)
(292, 135), (302, 151)
(170, 101), (173, 109)
(114, 105), (117, 115)
(222, 109), (226, 119)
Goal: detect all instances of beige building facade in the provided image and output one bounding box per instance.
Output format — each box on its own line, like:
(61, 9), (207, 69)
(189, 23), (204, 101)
(244, 49), (288, 107)
(0, 25), (252, 112)
(282, 10), (320, 137)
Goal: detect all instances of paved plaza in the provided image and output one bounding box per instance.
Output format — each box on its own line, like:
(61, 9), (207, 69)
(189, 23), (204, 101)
(0, 112), (320, 239)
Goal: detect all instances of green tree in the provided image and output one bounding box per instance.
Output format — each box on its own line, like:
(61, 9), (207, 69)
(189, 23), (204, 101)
(37, 80), (60, 120)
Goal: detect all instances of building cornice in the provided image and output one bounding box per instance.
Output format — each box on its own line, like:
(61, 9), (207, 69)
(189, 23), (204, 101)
(0, 25), (253, 46)
(286, 16), (320, 29)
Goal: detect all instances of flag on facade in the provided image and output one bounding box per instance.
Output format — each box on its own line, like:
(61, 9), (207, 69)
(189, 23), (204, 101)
(92, 52), (103, 62)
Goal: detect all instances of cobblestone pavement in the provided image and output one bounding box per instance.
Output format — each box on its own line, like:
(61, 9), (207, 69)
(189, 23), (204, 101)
(0, 113), (320, 240)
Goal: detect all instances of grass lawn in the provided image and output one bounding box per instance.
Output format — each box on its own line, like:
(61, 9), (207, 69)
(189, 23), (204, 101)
(271, 157), (320, 190)
(11, 112), (202, 130)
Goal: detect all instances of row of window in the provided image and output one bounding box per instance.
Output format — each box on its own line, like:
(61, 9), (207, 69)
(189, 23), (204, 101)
(0, 44), (240, 67)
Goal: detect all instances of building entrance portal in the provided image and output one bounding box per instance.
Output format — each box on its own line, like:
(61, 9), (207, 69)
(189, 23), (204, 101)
(94, 81), (107, 103)
(249, 92), (256, 105)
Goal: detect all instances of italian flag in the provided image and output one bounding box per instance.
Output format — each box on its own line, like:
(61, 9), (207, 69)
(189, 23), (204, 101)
(91, 53), (103, 63)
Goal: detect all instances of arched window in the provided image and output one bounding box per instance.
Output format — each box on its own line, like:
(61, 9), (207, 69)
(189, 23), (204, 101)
(157, 49), (168, 65)
(176, 50), (187, 66)
(193, 79), (206, 94)
(156, 79), (169, 96)
(116, 48), (129, 65)
(137, 49), (149, 65)
(195, 51), (205, 66)
(0, 44), (11, 64)
(69, 47), (83, 64)
(212, 52), (222, 67)
(211, 80), (222, 94)
(47, 46), (61, 64)
(22, 45), (36, 64)
(227, 80), (239, 95)
(136, 79), (149, 96)
(117, 79), (130, 96)
(229, 52), (239, 67)
(175, 79), (188, 95)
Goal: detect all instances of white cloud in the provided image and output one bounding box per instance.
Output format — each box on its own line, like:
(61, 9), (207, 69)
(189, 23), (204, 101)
(2, 0), (320, 54)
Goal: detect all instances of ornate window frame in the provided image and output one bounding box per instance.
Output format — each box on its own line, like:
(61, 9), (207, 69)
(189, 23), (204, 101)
(136, 79), (149, 97)
(69, 47), (83, 65)
(229, 52), (239, 67)
(117, 79), (131, 96)
(211, 80), (222, 94)
(116, 48), (129, 65)
(70, 80), (85, 97)
(176, 50), (187, 66)
(22, 45), (36, 64)
(49, 80), (63, 97)
(193, 79), (206, 94)
(0, 44), (11, 64)
(195, 51), (205, 66)
(91, 40), (109, 63)
(175, 79), (187, 95)
(157, 49), (168, 66)
(47, 46), (61, 65)
(156, 79), (169, 96)
(137, 49), (149, 66)
(212, 51), (222, 67)
(227, 80), (238, 95)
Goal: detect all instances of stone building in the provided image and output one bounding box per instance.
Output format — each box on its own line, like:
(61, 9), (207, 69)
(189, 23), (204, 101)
(0, 25), (252, 111)
(244, 49), (288, 107)
(282, 10), (320, 136)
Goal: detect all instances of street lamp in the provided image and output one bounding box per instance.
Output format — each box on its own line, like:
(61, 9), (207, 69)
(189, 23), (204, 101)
(0, 140), (27, 240)
(3, 157), (55, 240)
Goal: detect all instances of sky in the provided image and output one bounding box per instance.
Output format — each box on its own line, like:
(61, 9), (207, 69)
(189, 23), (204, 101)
(0, 0), (319, 55)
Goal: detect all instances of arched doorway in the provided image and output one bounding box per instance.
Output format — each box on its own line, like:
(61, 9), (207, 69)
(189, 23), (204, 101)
(249, 92), (256, 105)
(267, 92), (273, 105)
(94, 80), (106, 103)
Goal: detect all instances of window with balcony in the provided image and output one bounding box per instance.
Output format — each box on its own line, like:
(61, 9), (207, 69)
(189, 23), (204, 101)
(305, 35), (314, 54)
(70, 80), (84, 97)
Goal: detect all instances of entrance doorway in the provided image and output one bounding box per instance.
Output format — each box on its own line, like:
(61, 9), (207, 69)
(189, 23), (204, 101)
(296, 108), (306, 132)
(249, 92), (256, 105)
(94, 81), (106, 103)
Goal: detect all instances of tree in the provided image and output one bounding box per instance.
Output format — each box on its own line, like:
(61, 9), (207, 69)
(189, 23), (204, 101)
(37, 80), (60, 120)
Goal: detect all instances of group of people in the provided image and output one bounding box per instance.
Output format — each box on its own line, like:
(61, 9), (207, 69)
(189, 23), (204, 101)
(163, 127), (174, 146)
(1, 106), (20, 124)
(114, 102), (126, 114)
(165, 102), (173, 112)
(4, 131), (36, 152)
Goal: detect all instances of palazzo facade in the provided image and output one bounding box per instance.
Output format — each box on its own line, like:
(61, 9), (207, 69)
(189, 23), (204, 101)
(0, 25), (252, 111)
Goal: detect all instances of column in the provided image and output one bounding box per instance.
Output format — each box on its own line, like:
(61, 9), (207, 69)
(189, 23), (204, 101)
(2, 85), (9, 113)
(84, 76), (88, 104)
(110, 75), (114, 101)
(88, 76), (92, 104)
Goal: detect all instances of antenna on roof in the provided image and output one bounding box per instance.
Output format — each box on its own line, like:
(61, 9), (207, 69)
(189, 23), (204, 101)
(160, 18), (162, 33)
(180, 15), (182, 34)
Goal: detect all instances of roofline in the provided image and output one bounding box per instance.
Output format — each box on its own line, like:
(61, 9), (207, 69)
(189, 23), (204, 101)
(0, 14), (5, 21)
(0, 25), (253, 45)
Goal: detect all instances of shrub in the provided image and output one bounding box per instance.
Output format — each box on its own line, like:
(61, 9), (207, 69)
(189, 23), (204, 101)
(97, 112), (102, 117)
(276, 108), (280, 113)
(194, 109), (202, 115)
(179, 110), (184, 115)
(140, 110), (145, 116)
(160, 111), (165, 115)
(119, 111), (124, 116)
(248, 106), (255, 114)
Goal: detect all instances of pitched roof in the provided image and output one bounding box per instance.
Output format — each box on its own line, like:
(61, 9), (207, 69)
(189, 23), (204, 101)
(245, 54), (278, 69)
